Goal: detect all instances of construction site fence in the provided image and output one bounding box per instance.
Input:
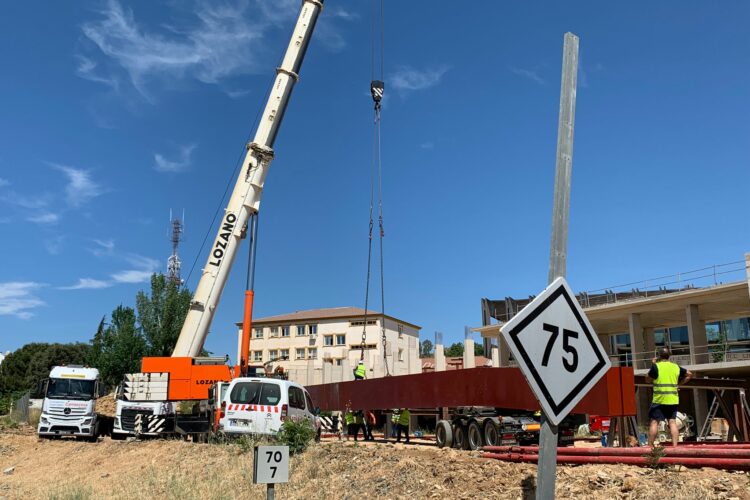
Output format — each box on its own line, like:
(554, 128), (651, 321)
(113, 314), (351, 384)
(9, 391), (30, 424)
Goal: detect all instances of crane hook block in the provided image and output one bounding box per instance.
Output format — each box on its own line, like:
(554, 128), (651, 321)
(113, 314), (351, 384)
(370, 80), (384, 103)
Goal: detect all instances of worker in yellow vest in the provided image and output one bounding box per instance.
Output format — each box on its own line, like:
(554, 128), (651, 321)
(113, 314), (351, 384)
(354, 360), (366, 380)
(397, 408), (411, 444)
(646, 347), (692, 447)
(344, 409), (356, 441)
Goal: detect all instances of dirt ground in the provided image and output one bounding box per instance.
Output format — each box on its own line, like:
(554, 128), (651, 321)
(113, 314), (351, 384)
(0, 429), (748, 500)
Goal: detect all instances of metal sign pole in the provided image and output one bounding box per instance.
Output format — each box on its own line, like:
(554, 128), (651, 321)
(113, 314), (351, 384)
(267, 483), (275, 500)
(537, 31), (579, 500)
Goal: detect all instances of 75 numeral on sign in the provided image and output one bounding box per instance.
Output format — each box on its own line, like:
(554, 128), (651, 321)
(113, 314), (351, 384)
(541, 323), (578, 372)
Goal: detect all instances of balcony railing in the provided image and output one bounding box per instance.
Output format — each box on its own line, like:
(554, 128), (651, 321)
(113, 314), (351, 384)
(608, 341), (750, 369)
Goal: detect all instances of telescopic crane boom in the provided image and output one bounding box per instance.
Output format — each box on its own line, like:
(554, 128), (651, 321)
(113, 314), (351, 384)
(173, 0), (323, 361)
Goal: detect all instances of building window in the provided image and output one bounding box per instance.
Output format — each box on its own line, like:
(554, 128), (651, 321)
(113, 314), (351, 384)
(254, 328), (264, 339)
(280, 349), (289, 360)
(281, 325), (290, 337)
(309, 324), (318, 335)
(253, 351), (262, 362)
(336, 334), (346, 346)
(308, 348), (317, 360)
(296, 348), (305, 360)
(324, 335), (334, 346)
(398, 324), (404, 338)
(296, 325), (305, 336)
(350, 320), (376, 327)
(398, 348), (404, 362)
(269, 350), (278, 361)
(335, 359), (343, 366)
(270, 326), (279, 338)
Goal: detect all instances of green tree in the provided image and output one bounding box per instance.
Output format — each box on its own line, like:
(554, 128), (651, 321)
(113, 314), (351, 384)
(137, 274), (193, 357)
(94, 305), (147, 387)
(0, 342), (92, 413)
(420, 339), (434, 358)
(444, 342), (464, 357)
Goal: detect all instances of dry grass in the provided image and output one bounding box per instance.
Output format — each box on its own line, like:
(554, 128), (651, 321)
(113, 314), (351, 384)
(0, 433), (749, 499)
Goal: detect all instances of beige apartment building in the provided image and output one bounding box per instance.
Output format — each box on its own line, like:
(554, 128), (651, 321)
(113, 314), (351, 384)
(238, 307), (421, 385)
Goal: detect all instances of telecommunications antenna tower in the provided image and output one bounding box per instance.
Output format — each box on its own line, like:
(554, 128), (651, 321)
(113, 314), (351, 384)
(167, 209), (185, 287)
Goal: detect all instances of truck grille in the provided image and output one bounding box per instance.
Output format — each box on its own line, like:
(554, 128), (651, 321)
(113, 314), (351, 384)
(121, 408), (153, 431)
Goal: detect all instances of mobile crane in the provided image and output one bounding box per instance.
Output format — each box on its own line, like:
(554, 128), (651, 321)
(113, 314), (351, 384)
(113, 0), (324, 439)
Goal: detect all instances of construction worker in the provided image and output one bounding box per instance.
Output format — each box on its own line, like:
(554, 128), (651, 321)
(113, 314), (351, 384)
(364, 410), (376, 441)
(645, 347), (693, 447)
(352, 410), (365, 441)
(390, 409), (400, 439)
(344, 405), (357, 441)
(397, 408), (411, 444)
(354, 360), (366, 380)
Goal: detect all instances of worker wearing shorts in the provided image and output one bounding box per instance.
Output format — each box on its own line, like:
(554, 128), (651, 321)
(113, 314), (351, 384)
(646, 347), (692, 447)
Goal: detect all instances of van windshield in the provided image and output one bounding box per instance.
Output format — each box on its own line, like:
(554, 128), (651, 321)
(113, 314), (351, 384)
(230, 382), (281, 406)
(47, 378), (95, 400)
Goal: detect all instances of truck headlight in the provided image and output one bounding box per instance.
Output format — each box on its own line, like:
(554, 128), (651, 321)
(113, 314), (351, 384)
(83, 418), (92, 425)
(41, 417), (49, 424)
(114, 418), (120, 428)
(521, 424), (528, 431)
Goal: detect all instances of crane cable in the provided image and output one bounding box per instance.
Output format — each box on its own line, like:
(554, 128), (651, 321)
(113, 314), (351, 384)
(360, 0), (389, 377)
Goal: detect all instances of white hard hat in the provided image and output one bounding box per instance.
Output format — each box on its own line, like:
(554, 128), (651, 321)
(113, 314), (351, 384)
(358, 360), (364, 364)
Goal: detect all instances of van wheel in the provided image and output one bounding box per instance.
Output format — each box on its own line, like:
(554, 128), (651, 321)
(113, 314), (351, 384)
(483, 420), (499, 447)
(467, 421), (483, 450)
(435, 420), (453, 449)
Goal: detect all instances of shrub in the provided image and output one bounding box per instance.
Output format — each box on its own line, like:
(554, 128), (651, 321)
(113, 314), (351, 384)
(276, 418), (316, 455)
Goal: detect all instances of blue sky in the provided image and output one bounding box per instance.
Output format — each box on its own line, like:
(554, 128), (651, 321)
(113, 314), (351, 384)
(1, 1), (748, 359)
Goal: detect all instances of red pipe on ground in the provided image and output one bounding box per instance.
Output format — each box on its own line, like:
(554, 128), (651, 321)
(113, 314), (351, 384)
(482, 446), (750, 458)
(482, 453), (750, 470)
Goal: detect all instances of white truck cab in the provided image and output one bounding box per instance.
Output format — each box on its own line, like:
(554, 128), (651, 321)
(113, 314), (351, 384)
(218, 378), (321, 437)
(38, 366), (105, 441)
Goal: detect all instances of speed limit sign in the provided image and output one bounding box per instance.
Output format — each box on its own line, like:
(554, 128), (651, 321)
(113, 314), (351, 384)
(501, 277), (611, 425)
(253, 445), (289, 484)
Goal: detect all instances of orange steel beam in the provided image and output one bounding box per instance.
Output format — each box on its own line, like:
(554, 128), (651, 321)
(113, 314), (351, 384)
(307, 367), (635, 415)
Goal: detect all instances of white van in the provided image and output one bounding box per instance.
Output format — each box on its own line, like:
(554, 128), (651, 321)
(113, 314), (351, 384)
(218, 378), (321, 437)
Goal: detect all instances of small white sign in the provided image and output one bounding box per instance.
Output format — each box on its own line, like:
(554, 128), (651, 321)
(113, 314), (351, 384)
(501, 277), (611, 426)
(253, 445), (289, 484)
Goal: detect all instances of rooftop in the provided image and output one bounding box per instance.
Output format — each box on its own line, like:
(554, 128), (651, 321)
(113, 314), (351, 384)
(244, 306), (421, 329)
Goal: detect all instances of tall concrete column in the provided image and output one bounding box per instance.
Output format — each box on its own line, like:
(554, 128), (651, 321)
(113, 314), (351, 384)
(643, 327), (656, 355)
(463, 326), (475, 369)
(434, 332), (446, 371)
(490, 338), (500, 367)
(686, 304), (707, 365)
(499, 334), (511, 367)
(628, 313), (644, 368)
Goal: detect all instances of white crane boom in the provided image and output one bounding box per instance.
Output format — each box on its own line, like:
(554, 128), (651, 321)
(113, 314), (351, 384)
(173, 0), (324, 357)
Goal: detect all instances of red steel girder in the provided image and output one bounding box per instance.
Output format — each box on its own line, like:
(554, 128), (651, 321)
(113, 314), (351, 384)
(307, 366), (635, 416)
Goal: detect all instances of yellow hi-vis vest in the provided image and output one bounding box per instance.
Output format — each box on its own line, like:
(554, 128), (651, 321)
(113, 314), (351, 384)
(354, 363), (366, 378)
(391, 411), (400, 423)
(652, 361), (680, 405)
(398, 409), (410, 426)
(344, 411), (355, 425)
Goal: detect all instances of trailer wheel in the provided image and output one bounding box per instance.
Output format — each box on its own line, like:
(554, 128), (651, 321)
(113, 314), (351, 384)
(467, 421), (483, 450)
(435, 420), (453, 449)
(110, 432), (126, 441)
(483, 420), (499, 447)
(453, 424), (469, 450)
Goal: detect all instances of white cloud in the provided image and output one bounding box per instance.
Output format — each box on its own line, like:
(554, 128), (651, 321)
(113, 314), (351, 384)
(111, 270), (154, 284)
(420, 142), (434, 150)
(90, 238), (115, 257)
(44, 235), (66, 255)
(111, 253), (160, 284)
(510, 67), (545, 85)
(60, 278), (112, 290)
(0, 191), (50, 210)
(78, 0), (351, 99)
(49, 164), (104, 208)
(27, 212), (60, 224)
(0, 282), (45, 319)
(154, 144), (196, 173)
(391, 65), (449, 92)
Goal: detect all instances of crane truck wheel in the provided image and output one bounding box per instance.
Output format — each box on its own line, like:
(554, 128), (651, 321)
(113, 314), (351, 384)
(453, 423), (469, 450)
(435, 420), (453, 449)
(467, 420), (483, 450)
(483, 420), (499, 447)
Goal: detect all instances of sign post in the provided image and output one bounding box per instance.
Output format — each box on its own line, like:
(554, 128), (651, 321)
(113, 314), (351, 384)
(253, 445), (290, 500)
